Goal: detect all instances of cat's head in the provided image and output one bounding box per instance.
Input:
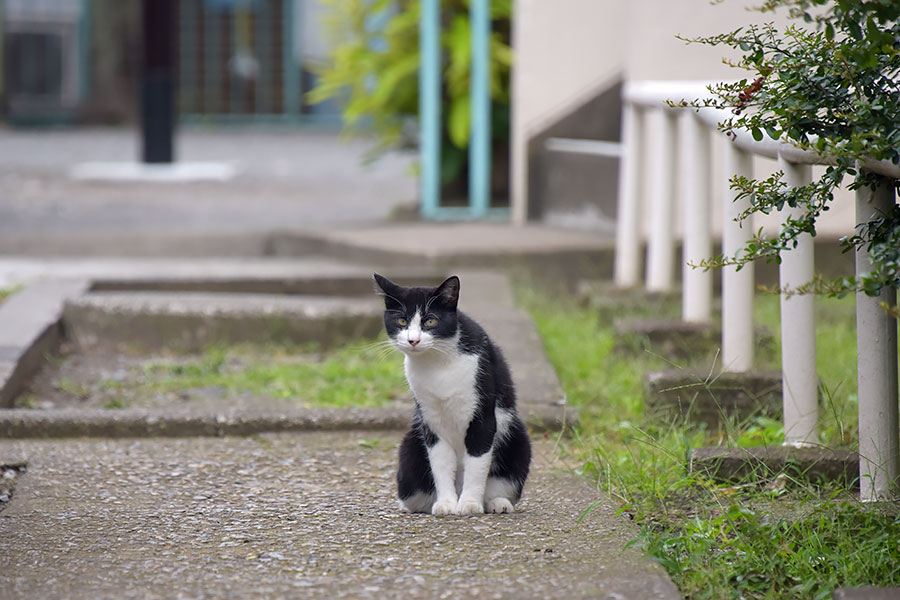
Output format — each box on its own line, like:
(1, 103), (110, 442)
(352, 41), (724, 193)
(373, 273), (460, 355)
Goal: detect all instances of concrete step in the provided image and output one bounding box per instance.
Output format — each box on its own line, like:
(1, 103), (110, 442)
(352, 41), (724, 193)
(63, 291), (385, 353)
(1, 266), (574, 435)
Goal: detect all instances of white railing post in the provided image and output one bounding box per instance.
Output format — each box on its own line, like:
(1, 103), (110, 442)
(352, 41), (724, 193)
(681, 111), (712, 323)
(778, 156), (818, 446)
(855, 176), (899, 502)
(721, 142), (755, 372)
(646, 108), (678, 292)
(614, 103), (644, 288)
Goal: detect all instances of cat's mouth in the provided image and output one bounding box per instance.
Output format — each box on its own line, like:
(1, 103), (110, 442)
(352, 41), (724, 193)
(400, 340), (434, 354)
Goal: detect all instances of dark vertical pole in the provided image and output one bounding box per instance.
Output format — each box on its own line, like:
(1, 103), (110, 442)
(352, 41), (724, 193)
(142, 0), (176, 163)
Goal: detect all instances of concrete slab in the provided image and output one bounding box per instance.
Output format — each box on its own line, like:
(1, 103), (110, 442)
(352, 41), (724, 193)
(1, 265), (572, 436)
(70, 161), (239, 183)
(0, 129), (418, 257)
(690, 445), (859, 487)
(0, 404), (573, 439)
(0, 257), (387, 289)
(644, 368), (783, 429)
(614, 318), (721, 363)
(63, 292), (386, 353)
(271, 224), (616, 283)
(0, 433), (680, 599)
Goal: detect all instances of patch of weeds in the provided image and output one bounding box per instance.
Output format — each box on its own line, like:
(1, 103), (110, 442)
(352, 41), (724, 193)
(357, 439), (381, 449)
(640, 499), (900, 599)
(730, 415), (784, 447)
(101, 339), (408, 408)
(13, 394), (36, 409)
(56, 378), (91, 400)
(519, 287), (657, 437)
(103, 398), (127, 409)
(248, 435), (274, 449)
(520, 285), (893, 599)
(753, 293), (860, 448)
(0, 285), (21, 304)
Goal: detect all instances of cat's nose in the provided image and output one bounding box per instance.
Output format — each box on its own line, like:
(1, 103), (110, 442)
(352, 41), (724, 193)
(409, 339), (420, 347)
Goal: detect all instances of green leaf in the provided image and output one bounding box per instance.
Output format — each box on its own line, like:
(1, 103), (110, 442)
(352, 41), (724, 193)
(448, 94), (471, 149)
(751, 127), (764, 141)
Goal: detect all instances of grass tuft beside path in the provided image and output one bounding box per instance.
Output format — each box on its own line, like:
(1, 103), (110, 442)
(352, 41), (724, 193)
(520, 286), (900, 599)
(98, 340), (408, 408)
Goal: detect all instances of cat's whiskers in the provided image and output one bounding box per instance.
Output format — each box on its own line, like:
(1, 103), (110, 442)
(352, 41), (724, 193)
(357, 339), (403, 361)
(356, 339), (394, 353)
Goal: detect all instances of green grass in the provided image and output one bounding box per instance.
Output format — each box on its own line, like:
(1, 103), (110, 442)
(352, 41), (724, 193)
(101, 340), (408, 408)
(753, 293), (860, 447)
(0, 286), (21, 304)
(643, 500), (900, 600)
(521, 286), (899, 599)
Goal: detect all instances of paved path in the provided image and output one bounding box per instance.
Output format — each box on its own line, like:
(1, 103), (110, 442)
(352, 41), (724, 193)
(0, 127), (680, 598)
(0, 128), (416, 245)
(0, 432), (678, 600)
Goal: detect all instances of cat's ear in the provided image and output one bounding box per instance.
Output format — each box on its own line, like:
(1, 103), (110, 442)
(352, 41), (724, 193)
(373, 273), (404, 308)
(433, 275), (460, 309)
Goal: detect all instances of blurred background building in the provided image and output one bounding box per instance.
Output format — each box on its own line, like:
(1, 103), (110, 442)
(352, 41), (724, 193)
(0, 0), (338, 125)
(1, 0), (846, 234)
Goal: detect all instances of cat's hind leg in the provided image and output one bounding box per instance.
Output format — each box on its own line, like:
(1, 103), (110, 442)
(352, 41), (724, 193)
(484, 477), (519, 514)
(397, 428), (435, 513)
(400, 490), (435, 513)
(484, 413), (531, 514)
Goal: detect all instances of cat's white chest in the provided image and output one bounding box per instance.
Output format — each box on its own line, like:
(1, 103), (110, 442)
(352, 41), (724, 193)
(405, 351), (480, 447)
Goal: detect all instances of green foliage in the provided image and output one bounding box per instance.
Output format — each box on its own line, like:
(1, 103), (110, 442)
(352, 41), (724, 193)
(0, 286), (21, 304)
(309, 0), (512, 185)
(678, 0), (900, 303)
(104, 341), (407, 408)
(643, 500), (900, 599)
(522, 286), (881, 598)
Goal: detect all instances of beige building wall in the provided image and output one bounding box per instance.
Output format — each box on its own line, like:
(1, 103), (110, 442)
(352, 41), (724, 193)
(511, 0), (854, 241)
(623, 0), (777, 81)
(511, 0), (626, 224)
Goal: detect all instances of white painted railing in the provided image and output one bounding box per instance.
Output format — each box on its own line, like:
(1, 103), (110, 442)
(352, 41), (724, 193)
(615, 80), (900, 501)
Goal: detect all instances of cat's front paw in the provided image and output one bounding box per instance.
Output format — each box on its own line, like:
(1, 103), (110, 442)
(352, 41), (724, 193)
(432, 499), (457, 516)
(487, 497), (514, 514)
(456, 499), (484, 515)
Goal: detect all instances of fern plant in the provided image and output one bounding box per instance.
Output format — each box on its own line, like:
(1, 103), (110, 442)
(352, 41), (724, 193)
(308, 0), (513, 190)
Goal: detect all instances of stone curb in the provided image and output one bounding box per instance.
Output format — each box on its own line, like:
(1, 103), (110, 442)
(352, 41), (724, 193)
(63, 292), (386, 353)
(0, 279), (91, 407)
(0, 267), (576, 436)
(0, 404), (574, 439)
(644, 368), (783, 429)
(690, 445), (859, 487)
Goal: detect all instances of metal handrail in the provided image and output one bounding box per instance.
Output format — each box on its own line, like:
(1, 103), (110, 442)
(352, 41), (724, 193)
(624, 80), (900, 178)
(615, 79), (899, 502)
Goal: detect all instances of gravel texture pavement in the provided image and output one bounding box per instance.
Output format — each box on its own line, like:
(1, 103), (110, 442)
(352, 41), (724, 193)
(0, 432), (679, 599)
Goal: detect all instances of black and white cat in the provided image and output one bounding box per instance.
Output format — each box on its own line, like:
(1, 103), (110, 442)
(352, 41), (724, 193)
(373, 273), (531, 515)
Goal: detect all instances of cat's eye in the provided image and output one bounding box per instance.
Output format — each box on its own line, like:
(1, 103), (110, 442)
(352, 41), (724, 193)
(424, 317), (438, 327)
(396, 317), (408, 326)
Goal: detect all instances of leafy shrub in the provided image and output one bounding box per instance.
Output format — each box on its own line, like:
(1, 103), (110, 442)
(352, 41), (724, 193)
(681, 0), (900, 304)
(309, 0), (512, 188)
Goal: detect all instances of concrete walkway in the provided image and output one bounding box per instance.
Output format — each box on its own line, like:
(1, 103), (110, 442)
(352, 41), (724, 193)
(0, 128), (417, 240)
(0, 128), (679, 598)
(0, 432), (678, 600)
